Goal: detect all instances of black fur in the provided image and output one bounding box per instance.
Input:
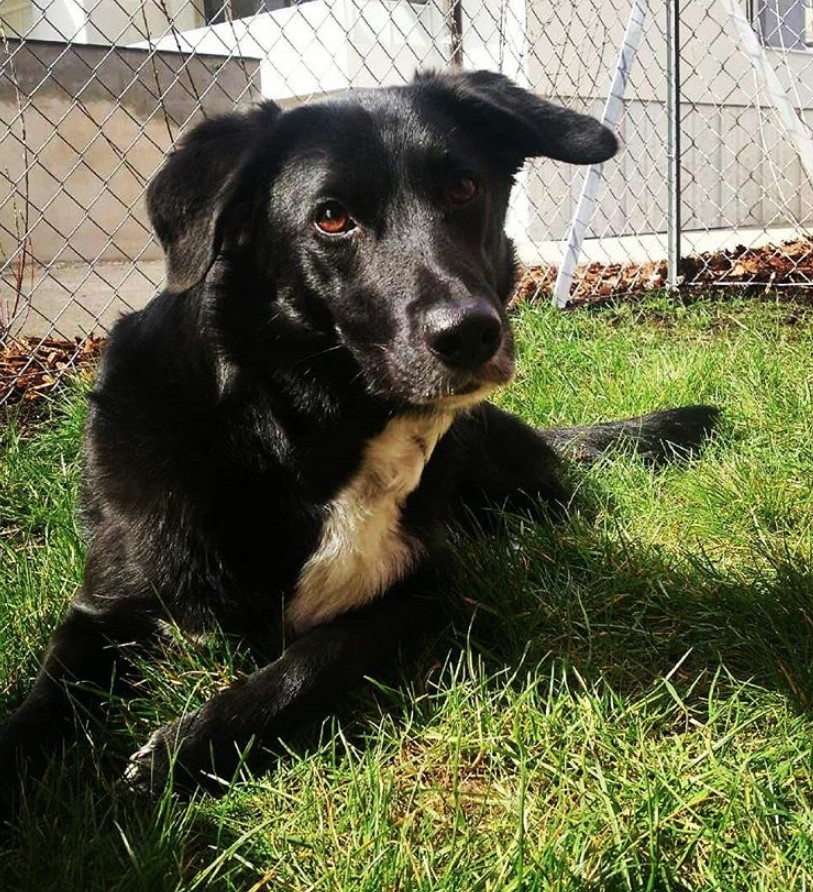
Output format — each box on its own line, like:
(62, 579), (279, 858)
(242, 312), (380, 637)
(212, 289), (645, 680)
(0, 71), (717, 795)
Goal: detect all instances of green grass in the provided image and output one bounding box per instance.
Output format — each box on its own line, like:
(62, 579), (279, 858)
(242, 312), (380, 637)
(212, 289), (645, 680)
(1, 296), (813, 891)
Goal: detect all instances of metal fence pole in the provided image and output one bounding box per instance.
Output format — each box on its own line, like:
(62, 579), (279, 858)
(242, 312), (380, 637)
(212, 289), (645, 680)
(448, 0), (463, 68)
(666, 0), (681, 290)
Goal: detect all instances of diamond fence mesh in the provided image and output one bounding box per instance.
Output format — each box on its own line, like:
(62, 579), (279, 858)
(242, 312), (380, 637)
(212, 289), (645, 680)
(1, 0), (813, 402)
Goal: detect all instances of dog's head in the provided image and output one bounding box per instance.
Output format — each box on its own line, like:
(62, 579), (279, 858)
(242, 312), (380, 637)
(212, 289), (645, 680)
(147, 71), (617, 408)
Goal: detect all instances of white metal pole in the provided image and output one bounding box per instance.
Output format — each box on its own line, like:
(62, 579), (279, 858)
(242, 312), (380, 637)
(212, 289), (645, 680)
(666, 0), (682, 290)
(552, 0), (646, 308)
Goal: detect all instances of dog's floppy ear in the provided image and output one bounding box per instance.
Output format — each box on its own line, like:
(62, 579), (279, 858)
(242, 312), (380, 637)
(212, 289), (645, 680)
(147, 102), (281, 293)
(414, 70), (617, 170)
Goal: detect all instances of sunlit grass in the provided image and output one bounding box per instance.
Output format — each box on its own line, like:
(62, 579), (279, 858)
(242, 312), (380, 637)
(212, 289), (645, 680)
(1, 296), (812, 891)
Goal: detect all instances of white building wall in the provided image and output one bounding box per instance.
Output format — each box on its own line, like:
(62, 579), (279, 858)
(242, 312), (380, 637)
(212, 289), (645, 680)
(516, 0), (813, 246)
(132, 0), (450, 102)
(0, 0), (201, 43)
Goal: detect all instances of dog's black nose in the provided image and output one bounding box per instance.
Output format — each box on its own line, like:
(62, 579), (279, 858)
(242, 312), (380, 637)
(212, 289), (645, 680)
(426, 305), (503, 369)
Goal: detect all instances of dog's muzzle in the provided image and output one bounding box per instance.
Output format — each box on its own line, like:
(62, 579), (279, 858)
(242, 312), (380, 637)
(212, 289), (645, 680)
(412, 300), (515, 407)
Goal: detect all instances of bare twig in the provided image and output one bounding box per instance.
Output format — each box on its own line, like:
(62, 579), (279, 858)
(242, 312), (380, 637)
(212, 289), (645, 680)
(1, 26), (33, 336)
(157, 0), (207, 118)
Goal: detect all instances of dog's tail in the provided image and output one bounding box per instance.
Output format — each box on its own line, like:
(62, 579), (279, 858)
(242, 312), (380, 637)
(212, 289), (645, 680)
(539, 405), (720, 465)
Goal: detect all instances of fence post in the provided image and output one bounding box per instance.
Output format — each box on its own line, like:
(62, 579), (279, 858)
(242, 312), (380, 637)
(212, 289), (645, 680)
(552, 0), (646, 308)
(666, 0), (682, 290)
(448, 0), (464, 68)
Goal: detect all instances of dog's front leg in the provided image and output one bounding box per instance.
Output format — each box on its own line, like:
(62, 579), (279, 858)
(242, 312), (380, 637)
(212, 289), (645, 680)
(125, 586), (431, 794)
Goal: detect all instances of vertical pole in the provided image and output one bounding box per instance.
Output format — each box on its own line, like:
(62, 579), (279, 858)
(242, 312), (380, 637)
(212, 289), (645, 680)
(449, 0), (463, 69)
(552, 0), (646, 308)
(666, 0), (681, 290)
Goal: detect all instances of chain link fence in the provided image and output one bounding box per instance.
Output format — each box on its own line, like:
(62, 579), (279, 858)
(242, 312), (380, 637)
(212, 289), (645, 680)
(2, 0), (813, 401)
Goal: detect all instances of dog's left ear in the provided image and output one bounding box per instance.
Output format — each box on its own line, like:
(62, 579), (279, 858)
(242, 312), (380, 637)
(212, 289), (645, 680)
(147, 101), (281, 293)
(414, 70), (618, 170)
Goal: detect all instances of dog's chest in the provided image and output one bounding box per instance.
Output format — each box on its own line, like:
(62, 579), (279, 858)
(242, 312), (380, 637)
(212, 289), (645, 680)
(287, 412), (454, 633)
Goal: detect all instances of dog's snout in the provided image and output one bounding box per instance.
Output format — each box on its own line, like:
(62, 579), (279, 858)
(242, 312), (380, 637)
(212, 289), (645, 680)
(425, 304), (503, 369)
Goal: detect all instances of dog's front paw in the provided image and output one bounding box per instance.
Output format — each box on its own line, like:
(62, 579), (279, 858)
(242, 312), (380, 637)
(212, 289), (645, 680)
(123, 727), (173, 795)
(123, 712), (235, 796)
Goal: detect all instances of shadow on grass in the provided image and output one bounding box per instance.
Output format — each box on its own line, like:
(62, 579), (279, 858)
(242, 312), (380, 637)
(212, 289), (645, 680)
(2, 528), (809, 890)
(441, 502), (813, 712)
(0, 753), (259, 892)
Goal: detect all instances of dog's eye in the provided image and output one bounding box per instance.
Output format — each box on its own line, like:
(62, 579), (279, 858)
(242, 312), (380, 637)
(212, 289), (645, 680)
(445, 174), (479, 206)
(314, 201), (356, 235)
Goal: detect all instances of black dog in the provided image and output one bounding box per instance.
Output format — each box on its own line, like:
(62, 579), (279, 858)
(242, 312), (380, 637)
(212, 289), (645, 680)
(0, 70), (717, 793)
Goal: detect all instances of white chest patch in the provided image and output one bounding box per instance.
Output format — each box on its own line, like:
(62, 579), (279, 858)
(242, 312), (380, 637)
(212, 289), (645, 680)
(287, 411), (455, 633)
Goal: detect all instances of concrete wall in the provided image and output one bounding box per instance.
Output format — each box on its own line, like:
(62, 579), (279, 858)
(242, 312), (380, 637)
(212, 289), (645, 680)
(0, 40), (260, 267)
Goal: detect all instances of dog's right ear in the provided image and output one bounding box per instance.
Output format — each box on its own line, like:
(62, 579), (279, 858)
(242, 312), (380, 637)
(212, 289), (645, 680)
(413, 70), (617, 172)
(147, 102), (281, 293)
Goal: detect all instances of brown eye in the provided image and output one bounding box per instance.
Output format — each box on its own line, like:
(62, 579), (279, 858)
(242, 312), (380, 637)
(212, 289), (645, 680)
(314, 201), (355, 235)
(445, 174), (478, 206)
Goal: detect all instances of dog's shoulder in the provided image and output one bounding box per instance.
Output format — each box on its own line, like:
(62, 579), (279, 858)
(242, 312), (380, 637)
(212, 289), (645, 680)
(93, 292), (216, 405)
(84, 293), (247, 519)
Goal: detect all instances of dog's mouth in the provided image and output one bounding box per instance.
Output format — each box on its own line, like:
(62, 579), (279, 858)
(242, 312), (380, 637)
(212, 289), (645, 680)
(401, 336), (516, 409)
(339, 314), (515, 410)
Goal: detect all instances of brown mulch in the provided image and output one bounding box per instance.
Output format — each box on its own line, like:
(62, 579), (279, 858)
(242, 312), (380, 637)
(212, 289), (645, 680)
(513, 236), (813, 307)
(0, 335), (105, 407)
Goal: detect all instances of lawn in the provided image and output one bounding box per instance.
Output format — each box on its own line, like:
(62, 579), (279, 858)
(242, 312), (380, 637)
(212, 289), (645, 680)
(1, 296), (812, 891)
